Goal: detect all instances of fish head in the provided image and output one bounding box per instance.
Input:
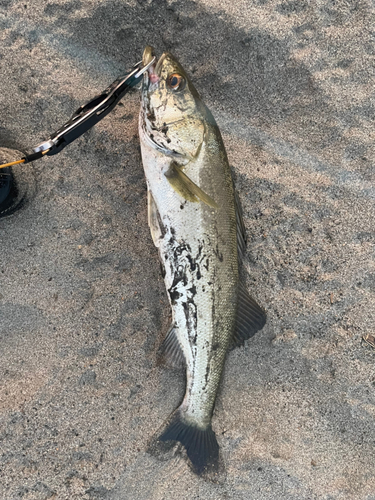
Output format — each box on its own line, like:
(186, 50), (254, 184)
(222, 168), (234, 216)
(140, 46), (205, 159)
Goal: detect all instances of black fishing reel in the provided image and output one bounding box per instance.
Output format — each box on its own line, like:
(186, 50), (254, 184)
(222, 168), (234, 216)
(0, 167), (17, 217)
(0, 148), (35, 219)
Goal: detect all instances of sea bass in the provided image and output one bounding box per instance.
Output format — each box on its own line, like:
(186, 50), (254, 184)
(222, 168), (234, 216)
(139, 46), (266, 475)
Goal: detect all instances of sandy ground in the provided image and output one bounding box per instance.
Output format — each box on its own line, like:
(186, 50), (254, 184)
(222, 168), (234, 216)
(0, 0), (374, 498)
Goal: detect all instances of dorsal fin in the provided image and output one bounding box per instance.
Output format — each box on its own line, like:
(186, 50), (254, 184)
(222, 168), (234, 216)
(234, 190), (247, 261)
(232, 284), (266, 348)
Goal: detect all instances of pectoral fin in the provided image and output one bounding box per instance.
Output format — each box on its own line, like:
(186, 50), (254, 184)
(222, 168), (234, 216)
(165, 163), (218, 209)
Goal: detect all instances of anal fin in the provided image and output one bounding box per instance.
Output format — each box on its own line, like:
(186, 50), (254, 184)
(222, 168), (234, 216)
(232, 284), (266, 348)
(158, 325), (185, 368)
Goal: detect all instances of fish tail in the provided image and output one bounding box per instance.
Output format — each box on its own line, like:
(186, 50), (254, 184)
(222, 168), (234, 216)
(158, 409), (220, 475)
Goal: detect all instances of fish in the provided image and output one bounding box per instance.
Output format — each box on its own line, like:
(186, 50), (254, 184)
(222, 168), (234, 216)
(138, 46), (266, 475)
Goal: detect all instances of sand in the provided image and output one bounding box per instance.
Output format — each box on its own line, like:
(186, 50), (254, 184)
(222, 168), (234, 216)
(0, 0), (374, 498)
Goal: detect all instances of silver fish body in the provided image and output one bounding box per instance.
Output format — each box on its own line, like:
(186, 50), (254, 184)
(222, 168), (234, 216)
(139, 48), (266, 475)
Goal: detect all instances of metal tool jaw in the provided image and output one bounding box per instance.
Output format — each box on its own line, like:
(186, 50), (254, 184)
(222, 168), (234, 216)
(29, 57), (156, 161)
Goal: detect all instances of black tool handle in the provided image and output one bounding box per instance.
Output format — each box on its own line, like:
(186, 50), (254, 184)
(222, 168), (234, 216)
(46, 69), (140, 156)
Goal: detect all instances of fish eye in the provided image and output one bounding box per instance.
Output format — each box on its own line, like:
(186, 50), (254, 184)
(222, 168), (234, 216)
(167, 73), (186, 91)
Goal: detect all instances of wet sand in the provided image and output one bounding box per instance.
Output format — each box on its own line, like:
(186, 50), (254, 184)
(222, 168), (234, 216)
(0, 1), (374, 499)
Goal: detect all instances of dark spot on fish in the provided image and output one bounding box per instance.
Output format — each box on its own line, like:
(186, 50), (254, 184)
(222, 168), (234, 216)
(182, 302), (188, 313)
(182, 299), (197, 325)
(186, 254), (195, 270)
(189, 285), (197, 296)
(170, 270), (188, 289)
(161, 123), (169, 134)
(203, 258), (209, 271)
(156, 210), (166, 238)
(197, 242), (204, 259)
(168, 288), (182, 304)
(167, 138), (171, 143)
(159, 260), (166, 279)
(204, 363), (210, 386)
(187, 254), (202, 280)
(150, 133), (154, 139)
(214, 243), (224, 262)
(180, 204), (184, 210)
(147, 110), (156, 122)
(212, 343), (220, 351)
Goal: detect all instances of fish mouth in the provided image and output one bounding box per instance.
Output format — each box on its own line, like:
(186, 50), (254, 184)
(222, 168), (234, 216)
(142, 46), (162, 85)
(142, 47), (172, 85)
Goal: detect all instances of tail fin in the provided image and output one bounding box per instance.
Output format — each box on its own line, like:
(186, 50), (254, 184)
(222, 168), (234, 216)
(158, 410), (219, 475)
